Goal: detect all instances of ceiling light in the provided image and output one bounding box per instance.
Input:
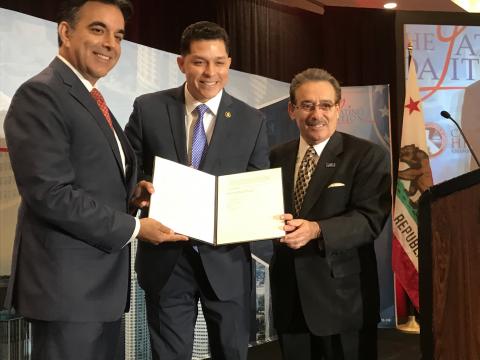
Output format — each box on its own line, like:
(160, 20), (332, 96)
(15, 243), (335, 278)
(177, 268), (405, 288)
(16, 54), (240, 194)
(451, 0), (480, 12)
(384, 2), (397, 9)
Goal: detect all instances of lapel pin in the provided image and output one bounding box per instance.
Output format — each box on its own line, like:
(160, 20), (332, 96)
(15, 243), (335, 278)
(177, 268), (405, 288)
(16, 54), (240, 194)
(326, 162), (336, 168)
(225, 111), (232, 118)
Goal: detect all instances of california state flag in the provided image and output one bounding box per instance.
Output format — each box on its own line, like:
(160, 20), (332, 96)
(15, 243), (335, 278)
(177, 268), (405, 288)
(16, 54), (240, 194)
(392, 58), (433, 312)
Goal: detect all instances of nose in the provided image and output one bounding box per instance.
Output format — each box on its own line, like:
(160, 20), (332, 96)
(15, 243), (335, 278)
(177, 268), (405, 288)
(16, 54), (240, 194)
(204, 62), (214, 76)
(102, 32), (117, 50)
(311, 105), (325, 118)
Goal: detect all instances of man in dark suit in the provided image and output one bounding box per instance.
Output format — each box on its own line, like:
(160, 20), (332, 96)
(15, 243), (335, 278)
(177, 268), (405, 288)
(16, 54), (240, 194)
(270, 68), (391, 360)
(124, 21), (269, 360)
(3, 1), (187, 359)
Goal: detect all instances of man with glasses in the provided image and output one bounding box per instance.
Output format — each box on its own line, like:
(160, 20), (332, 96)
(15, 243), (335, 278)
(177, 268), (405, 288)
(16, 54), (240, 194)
(270, 68), (391, 360)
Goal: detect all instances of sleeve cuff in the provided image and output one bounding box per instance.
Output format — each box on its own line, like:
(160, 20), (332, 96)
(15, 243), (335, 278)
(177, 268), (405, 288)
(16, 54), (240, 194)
(123, 217), (140, 248)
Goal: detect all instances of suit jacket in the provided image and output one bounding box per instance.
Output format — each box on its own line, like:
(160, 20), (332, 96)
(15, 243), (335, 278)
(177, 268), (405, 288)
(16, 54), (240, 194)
(3, 58), (137, 322)
(269, 131), (391, 336)
(124, 85), (269, 300)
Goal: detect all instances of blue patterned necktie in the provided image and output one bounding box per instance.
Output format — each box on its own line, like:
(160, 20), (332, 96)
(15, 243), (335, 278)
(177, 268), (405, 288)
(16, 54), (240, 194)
(191, 104), (209, 169)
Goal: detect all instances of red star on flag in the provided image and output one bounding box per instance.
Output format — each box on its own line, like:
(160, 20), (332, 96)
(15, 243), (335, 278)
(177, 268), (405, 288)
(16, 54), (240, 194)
(405, 97), (420, 115)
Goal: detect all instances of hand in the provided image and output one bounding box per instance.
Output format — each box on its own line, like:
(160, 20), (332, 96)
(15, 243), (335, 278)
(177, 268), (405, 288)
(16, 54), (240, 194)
(138, 218), (189, 245)
(279, 213), (321, 250)
(131, 180), (154, 209)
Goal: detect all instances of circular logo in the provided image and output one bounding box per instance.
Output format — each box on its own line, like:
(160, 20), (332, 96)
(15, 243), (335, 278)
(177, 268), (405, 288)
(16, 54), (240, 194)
(425, 122), (446, 157)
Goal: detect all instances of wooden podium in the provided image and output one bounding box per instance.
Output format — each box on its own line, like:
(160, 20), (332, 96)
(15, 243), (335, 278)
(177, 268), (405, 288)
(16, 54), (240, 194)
(419, 169), (480, 359)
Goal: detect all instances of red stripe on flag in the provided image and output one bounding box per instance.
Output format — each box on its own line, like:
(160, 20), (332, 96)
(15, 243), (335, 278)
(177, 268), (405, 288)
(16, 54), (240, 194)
(392, 235), (419, 310)
(0, 147), (8, 153)
(395, 274), (409, 318)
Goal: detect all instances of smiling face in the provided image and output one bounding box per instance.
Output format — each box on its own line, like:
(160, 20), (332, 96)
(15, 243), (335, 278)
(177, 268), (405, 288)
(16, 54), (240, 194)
(177, 39), (231, 102)
(58, 1), (125, 85)
(289, 80), (340, 145)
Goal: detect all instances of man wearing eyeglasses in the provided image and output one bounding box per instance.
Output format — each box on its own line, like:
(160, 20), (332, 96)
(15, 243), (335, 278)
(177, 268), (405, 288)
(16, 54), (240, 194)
(270, 68), (391, 360)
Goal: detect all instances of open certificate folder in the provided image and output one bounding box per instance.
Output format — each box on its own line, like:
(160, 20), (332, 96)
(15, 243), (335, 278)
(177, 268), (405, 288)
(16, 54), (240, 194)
(148, 157), (285, 245)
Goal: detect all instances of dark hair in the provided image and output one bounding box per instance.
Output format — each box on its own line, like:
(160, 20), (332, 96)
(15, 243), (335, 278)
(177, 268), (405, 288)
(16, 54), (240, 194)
(57, 0), (133, 46)
(180, 21), (230, 55)
(289, 68), (341, 104)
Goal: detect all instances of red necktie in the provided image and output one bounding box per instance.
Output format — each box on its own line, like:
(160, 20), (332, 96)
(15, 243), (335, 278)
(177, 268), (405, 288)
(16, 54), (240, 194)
(90, 88), (113, 130)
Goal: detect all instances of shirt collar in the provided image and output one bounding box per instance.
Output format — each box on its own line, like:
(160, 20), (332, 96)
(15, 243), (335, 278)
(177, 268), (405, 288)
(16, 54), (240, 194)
(184, 85), (223, 116)
(57, 54), (96, 92)
(299, 135), (331, 158)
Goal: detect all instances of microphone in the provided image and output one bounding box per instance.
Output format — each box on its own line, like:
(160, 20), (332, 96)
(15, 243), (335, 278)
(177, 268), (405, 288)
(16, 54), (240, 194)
(440, 110), (480, 168)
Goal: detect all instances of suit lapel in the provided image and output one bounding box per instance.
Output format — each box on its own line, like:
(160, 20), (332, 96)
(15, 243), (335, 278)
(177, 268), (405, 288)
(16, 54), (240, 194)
(112, 118), (136, 187)
(52, 59), (126, 180)
(299, 132), (343, 217)
(201, 91), (233, 171)
(168, 87), (188, 165)
(74, 87), (126, 180)
(279, 140), (299, 214)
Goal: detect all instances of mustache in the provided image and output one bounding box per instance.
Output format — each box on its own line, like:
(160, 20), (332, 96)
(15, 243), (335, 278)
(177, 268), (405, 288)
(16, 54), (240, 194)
(305, 118), (327, 126)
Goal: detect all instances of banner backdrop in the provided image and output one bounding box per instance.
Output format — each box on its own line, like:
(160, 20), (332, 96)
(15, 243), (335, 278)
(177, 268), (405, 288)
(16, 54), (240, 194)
(398, 24), (480, 321)
(0, 8), (394, 359)
(405, 24), (480, 180)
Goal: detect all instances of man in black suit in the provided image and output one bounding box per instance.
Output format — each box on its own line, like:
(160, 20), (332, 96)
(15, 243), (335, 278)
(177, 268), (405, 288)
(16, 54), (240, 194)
(124, 21), (269, 360)
(270, 68), (391, 360)
(3, 1), (187, 359)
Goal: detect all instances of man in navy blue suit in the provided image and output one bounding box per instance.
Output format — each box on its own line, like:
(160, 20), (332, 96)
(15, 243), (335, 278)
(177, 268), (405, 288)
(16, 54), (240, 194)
(125, 21), (269, 360)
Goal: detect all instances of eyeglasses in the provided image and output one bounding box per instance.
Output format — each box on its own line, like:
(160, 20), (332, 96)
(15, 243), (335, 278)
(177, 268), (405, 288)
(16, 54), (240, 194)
(294, 101), (337, 113)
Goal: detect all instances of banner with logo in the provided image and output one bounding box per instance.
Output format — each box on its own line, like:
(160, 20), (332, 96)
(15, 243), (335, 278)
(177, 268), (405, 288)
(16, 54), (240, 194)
(404, 24), (480, 180)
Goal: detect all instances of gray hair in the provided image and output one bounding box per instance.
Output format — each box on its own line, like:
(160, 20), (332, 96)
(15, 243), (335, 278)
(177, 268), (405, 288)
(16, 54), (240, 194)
(289, 68), (341, 104)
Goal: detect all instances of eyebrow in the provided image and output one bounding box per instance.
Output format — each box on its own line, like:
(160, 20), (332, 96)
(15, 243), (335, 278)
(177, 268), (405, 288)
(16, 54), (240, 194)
(301, 100), (335, 104)
(88, 21), (125, 35)
(191, 55), (228, 60)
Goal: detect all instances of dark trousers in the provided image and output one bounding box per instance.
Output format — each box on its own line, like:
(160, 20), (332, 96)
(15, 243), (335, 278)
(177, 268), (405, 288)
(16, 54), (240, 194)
(278, 328), (377, 360)
(145, 246), (250, 360)
(276, 270), (377, 360)
(30, 318), (123, 360)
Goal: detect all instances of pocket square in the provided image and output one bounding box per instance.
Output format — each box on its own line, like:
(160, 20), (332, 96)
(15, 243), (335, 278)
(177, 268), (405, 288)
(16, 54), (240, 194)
(328, 182), (345, 188)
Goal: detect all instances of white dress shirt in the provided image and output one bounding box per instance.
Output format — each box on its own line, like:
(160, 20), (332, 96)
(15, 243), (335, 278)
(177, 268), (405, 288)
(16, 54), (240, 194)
(294, 135), (331, 185)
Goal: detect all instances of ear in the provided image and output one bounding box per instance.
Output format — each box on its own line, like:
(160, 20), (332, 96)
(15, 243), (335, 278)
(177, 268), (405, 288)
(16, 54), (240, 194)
(226, 57), (232, 69)
(177, 56), (186, 73)
(58, 21), (72, 47)
(334, 102), (341, 120)
(287, 101), (296, 121)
